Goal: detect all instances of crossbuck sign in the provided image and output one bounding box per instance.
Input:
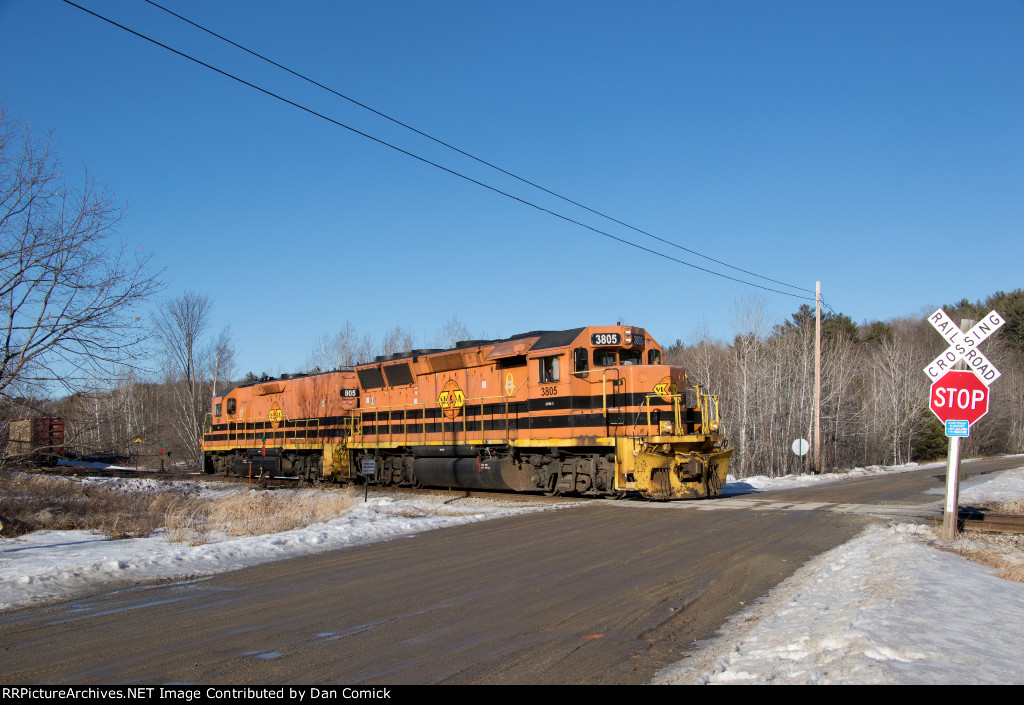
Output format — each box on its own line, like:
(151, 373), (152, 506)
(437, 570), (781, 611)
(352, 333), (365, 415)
(923, 309), (1004, 383)
(925, 307), (1004, 539)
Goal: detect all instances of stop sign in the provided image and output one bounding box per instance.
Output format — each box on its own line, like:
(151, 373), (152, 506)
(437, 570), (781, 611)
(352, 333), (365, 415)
(929, 370), (990, 425)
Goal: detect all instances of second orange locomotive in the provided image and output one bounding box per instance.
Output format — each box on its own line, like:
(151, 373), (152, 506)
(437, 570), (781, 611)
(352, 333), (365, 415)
(202, 325), (731, 500)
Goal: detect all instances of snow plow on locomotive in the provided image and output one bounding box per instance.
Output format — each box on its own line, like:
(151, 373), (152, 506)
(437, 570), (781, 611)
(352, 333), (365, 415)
(201, 325), (732, 500)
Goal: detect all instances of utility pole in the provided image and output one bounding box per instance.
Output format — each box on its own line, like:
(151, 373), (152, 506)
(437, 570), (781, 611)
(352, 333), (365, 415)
(814, 281), (821, 474)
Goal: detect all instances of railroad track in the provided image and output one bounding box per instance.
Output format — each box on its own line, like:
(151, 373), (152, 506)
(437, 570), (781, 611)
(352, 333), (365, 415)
(33, 464), (584, 504)
(956, 511), (1024, 535)
(220, 475), (585, 504)
(26, 464), (188, 482)
(24, 465), (1023, 521)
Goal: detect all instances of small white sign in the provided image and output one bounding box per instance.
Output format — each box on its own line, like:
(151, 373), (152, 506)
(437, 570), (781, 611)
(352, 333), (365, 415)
(791, 438), (809, 457)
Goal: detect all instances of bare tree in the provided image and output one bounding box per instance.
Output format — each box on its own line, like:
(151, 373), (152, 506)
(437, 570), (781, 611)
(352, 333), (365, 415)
(305, 321), (376, 371)
(729, 294), (768, 476)
(209, 326), (234, 398)
(156, 293), (210, 385)
(155, 292), (232, 468)
(864, 331), (926, 465)
(0, 107), (160, 404)
(433, 315), (470, 349)
(381, 325), (414, 357)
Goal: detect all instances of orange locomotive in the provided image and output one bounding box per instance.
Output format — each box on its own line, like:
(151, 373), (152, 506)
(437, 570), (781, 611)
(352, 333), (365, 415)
(202, 325), (732, 500)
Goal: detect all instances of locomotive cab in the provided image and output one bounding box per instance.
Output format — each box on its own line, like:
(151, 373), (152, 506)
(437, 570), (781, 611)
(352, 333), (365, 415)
(551, 326), (731, 499)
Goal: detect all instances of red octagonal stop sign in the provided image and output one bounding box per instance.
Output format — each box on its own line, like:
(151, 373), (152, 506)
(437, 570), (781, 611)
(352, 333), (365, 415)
(930, 370), (990, 425)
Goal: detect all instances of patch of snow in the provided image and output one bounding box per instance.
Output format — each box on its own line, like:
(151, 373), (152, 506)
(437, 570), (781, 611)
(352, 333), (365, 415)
(654, 523), (1024, 684)
(656, 459), (1024, 685)
(0, 487), (564, 611)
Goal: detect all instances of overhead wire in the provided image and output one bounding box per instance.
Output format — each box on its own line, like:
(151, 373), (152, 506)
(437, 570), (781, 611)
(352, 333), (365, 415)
(63, 0), (814, 300)
(140, 0), (813, 297)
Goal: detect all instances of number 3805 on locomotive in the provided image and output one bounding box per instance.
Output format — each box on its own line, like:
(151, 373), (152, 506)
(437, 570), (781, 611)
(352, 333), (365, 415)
(202, 325), (732, 500)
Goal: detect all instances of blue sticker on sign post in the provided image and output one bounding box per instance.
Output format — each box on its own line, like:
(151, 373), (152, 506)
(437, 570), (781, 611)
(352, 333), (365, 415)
(945, 420), (969, 437)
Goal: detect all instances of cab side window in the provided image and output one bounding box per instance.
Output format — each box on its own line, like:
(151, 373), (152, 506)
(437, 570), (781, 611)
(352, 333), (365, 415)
(573, 347), (589, 378)
(226, 398), (237, 414)
(539, 356), (560, 383)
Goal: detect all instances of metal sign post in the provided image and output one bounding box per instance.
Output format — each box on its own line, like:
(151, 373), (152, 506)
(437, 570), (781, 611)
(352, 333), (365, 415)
(943, 433), (962, 538)
(361, 457), (376, 502)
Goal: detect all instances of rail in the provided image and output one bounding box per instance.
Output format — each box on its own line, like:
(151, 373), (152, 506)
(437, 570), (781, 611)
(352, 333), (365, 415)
(694, 385), (721, 433)
(630, 387), (722, 439)
(955, 511), (1024, 535)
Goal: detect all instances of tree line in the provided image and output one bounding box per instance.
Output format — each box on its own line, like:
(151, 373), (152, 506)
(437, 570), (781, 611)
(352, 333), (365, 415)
(26, 288), (1022, 478)
(664, 290), (1024, 477)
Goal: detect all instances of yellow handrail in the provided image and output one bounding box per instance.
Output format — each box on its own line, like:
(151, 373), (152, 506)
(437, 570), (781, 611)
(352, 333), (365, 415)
(638, 393), (684, 436)
(213, 414), (359, 450)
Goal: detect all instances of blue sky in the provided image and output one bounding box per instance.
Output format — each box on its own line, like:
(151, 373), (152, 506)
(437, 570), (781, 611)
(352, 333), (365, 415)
(1, 0), (1021, 378)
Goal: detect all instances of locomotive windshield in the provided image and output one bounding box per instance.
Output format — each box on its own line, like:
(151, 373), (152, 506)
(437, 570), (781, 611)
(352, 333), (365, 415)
(593, 349), (643, 366)
(620, 349), (642, 365)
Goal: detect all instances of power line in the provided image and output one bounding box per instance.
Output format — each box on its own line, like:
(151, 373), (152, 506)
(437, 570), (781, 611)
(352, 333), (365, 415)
(63, 0), (814, 300)
(141, 0), (813, 296)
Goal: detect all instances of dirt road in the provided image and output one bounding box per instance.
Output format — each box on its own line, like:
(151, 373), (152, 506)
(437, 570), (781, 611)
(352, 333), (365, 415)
(0, 458), (1013, 684)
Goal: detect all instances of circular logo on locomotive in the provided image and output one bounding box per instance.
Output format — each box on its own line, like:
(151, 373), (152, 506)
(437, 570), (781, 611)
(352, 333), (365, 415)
(653, 377), (679, 403)
(268, 402), (283, 429)
(438, 380), (466, 419)
(505, 372), (515, 396)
